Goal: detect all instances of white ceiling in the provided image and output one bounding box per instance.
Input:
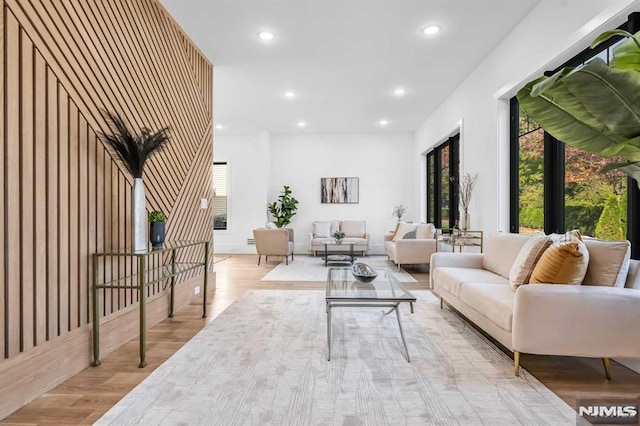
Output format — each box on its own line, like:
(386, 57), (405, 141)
(161, 0), (539, 135)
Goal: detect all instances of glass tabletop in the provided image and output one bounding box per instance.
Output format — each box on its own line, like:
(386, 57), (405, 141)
(321, 240), (356, 246)
(326, 267), (416, 301)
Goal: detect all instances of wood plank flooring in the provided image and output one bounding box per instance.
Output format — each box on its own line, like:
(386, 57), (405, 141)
(2, 254), (639, 424)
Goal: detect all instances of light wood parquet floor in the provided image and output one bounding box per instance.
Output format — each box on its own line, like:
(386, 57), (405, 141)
(2, 254), (639, 424)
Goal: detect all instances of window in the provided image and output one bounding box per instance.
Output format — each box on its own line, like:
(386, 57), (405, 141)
(510, 14), (640, 257)
(213, 162), (228, 230)
(426, 134), (459, 228)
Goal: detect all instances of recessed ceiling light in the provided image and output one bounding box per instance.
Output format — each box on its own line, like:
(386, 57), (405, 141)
(297, 121), (307, 128)
(379, 119), (389, 126)
(257, 31), (275, 41)
(422, 25), (440, 35)
(284, 91), (297, 99)
(393, 87), (406, 96)
(215, 124), (224, 130)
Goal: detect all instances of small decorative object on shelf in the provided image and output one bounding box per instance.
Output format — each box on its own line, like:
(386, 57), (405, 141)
(392, 204), (406, 222)
(99, 111), (170, 252)
(351, 262), (378, 283)
(148, 210), (167, 248)
(459, 172), (478, 231)
(332, 231), (345, 244)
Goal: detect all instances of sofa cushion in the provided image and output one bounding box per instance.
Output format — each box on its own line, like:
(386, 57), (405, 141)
(529, 230), (589, 285)
(509, 235), (551, 290)
(459, 283), (515, 332)
(582, 238), (631, 287)
(482, 233), (531, 279)
(393, 221), (417, 242)
(313, 222), (331, 238)
(432, 267), (509, 298)
(416, 223), (436, 239)
(341, 220), (366, 238)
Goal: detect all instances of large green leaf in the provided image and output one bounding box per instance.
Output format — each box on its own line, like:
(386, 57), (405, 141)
(601, 136), (640, 161)
(611, 32), (640, 72)
(619, 163), (640, 189)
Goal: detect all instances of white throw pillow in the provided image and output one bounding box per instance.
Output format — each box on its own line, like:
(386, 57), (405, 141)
(508, 235), (551, 290)
(392, 221), (417, 242)
(313, 222), (331, 238)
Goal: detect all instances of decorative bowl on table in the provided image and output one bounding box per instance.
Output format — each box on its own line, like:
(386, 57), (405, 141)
(351, 263), (378, 283)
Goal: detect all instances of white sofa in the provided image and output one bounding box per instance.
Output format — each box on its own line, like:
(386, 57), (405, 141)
(383, 222), (438, 269)
(430, 233), (640, 378)
(308, 220), (370, 256)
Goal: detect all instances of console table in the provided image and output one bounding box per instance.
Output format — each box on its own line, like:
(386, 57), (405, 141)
(91, 241), (209, 368)
(438, 229), (483, 253)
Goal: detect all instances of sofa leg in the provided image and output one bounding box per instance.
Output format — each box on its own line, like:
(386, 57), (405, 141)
(602, 357), (612, 380)
(440, 297), (443, 310)
(258, 255), (261, 266)
(514, 351), (520, 377)
(286, 256), (288, 265)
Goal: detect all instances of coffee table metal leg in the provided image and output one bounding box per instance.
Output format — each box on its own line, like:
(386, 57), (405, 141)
(394, 303), (410, 362)
(326, 302), (331, 361)
(325, 244), (328, 267)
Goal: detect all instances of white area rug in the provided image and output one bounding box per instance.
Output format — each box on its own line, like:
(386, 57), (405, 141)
(260, 255), (417, 283)
(97, 290), (574, 425)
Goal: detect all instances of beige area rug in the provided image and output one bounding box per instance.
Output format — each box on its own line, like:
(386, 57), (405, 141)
(260, 255), (417, 283)
(97, 290), (574, 425)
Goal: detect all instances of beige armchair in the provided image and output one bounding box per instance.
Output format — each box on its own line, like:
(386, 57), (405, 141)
(253, 228), (294, 265)
(384, 222), (438, 270)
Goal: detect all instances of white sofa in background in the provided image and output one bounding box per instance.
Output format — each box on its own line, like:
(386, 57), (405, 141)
(430, 233), (640, 378)
(383, 222), (438, 269)
(308, 220), (370, 256)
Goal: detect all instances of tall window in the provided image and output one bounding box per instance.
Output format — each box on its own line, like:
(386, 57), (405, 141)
(213, 162), (228, 230)
(510, 14), (640, 257)
(426, 134), (459, 228)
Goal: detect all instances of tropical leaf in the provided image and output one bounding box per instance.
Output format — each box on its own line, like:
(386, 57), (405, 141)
(600, 136), (640, 161)
(619, 162), (640, 189)
(610, 32), (640, 72)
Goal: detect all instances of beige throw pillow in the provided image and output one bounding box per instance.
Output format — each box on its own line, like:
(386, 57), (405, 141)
(529, 230), (589, 285)
(482, 233), (532, 279)
(392, 221), (417, 242)
(509, 235), (551, 290)
(582, 238), (631, 287)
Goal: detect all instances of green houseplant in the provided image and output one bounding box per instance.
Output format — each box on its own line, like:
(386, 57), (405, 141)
(148, 211), (167, 248)
(332, 231), (346, 244)
(516, 29), (640, 186)
(268, 185), (299, 228)
(99, 111), (170, 251)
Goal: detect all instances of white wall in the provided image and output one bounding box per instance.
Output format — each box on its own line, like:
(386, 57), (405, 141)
(414, 0), (640, 241)
(214, 132), (271, 253)
(214, 133), (414, 254)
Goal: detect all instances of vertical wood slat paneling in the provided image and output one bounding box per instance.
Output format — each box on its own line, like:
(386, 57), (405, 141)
(20, 31), (34, 352)
(1, 0), (212, 379)
(5, 10), (21, 357)
(0, 3), (5, 358)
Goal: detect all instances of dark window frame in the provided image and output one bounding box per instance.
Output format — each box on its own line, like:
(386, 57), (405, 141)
(510, 13), (640, 258)
(426, 134), (460, 229)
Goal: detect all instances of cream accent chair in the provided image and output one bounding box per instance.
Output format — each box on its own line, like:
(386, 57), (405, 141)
(384, 222), (438, 270)
(253, 228), (294, 265)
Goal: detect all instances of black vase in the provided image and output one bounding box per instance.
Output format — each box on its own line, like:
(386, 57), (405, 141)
(149, 222), (165, 248)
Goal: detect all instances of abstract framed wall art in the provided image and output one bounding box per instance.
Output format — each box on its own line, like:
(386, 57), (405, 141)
(321, 177), (359, 204)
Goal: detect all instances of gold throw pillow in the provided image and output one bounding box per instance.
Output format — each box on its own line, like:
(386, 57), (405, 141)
(529, 230), (589, 285)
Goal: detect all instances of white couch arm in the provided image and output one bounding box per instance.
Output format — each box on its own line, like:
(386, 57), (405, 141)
(394, 239), (437, 264)
(308, 232), (314, 251)
(366, 233), (372, 249)
(429, 252), (484, 288)
(513, 285), (640, 358)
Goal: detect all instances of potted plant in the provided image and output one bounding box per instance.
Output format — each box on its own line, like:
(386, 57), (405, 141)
(392, 205), (406, 222)
(99, 111), (170, 251)
(332, 231), (346, 244)
(267, 185), (299, 228)
(516, 29), (640, 186)
(149, 211), (167, 248)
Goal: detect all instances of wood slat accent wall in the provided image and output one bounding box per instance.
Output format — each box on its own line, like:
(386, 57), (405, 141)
(0, 0), (213, 417)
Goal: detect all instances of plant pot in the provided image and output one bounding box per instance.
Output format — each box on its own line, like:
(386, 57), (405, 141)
(150, 222), (166, 248)
(335, 239), (343, 245)
(133, 178), (147, 252)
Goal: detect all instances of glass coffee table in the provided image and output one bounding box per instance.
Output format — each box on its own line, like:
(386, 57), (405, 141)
(325, 267), (416, 362)
(321, 240), (356, 266)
